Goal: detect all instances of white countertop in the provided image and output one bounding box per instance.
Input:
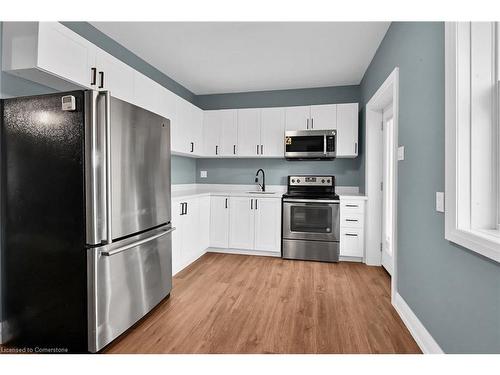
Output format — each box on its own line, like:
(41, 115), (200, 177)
(171, 184), (367, 200)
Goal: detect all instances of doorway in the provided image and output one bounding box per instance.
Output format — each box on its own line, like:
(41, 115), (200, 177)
(365, 67), (399, 303)
(381, 105), (395, 275)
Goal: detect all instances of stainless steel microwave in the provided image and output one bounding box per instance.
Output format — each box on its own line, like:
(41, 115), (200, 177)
(284, 130), (336, 160)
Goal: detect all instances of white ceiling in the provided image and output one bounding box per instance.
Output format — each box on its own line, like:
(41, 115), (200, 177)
(91, 22), (390, 95)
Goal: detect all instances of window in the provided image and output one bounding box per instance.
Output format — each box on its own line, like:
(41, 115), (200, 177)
(445, 22), (500, 262)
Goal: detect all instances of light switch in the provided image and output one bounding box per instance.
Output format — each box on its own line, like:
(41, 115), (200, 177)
(398, 146), (405, 161)
(200, 170), (207, 178)
(436, 192), (445, 212)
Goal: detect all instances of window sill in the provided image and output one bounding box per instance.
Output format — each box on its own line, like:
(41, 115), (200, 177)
(445, 228), (500, 263)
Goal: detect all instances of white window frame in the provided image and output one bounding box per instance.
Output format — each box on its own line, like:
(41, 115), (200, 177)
(445, 22), (500, 263)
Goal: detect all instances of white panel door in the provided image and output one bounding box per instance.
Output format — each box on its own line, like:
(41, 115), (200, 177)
(237, 108), (261, 157)
(203, 111), (222, 156)
(310, 104), (337, 130)
(254, 198), (281, 252)
(182, 198), (200, 266)
(37, 22), (96, 89)
(219, 110), (238, 156)
(173, 97), (191, 154)
(336, 103), (359, 157)
(210, 196), (230, 248)
(95, 49), (134, 103)
(285, 106), (311, 130)
(260, 107), (285, 157)
(340, 228), (364, 257)
(171, 199), (184, 275)
(198, 196), (211, 252)
(229, 197), (255, 250)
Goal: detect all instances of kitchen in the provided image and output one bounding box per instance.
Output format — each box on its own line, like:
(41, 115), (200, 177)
(0, 5), (499, 372)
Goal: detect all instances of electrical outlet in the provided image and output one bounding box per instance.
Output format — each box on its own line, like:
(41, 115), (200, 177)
(398, 146), (405, 161)
(200, 170), (207, 178)
(436, 192), (445, 212)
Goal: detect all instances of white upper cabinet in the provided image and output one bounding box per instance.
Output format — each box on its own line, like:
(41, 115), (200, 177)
(285, 106), (311, 130)
(336, 103), (359, 157)
(203, 109), (237, 157)
(95, 49), (134, 103)
(2, 22), (97, 91)
(237, 108), (261, 157)
(310, 104), (337, 130)
(260, 107), (285, 157)
(133, 72), (163, 115)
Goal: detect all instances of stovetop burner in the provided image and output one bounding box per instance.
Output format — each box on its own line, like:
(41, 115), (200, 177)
(283, 175), (338, 200)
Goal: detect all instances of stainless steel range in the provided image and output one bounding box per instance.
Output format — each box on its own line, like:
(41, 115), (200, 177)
(282, 175), (340, 262)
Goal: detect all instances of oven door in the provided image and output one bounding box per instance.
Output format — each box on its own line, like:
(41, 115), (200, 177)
(282, 199), (340, 242)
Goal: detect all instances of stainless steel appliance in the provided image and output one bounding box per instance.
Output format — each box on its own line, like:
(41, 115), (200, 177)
(284, 129), (336, 160)
(1, 90), (173, 352)
(282, 175), (340, 262)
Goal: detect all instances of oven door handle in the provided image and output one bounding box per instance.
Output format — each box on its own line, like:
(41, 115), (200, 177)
(283, 198), (340, 204)
(324, 134), (327, 155)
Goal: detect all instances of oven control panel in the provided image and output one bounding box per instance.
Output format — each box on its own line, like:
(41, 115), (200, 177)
(289, 176), (333, 186)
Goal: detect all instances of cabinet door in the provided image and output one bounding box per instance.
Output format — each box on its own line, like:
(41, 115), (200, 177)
(260, 107), (285, 157)
(171, 199), (184, 275)
(133, 72), (162, 115)
(219, 110), (238, 156)
(190, 105), (204, 156)
(210, 196), (230, 248)
(336, 103), (359, 157)
(37, 22), (96, 89)
(203, 111), (222, 156)
(237, 108), (261, 157)
(285, 106), (310, 130)
(198, 196), (211, 252)
(228, 197), (255, 250)
(310, 104), (337, 130)
(173, 97), (191, 154)
(181, 198), (200, 266)
(340, 228), (364, 257)
(95, 49), (134, 103)
(254, 198), (281, 252)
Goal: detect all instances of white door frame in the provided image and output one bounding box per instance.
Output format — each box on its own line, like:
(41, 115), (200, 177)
(365, 67), (399, 304)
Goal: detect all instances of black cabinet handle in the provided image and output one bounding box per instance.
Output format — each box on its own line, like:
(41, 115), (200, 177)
(345, 204), (359, 208)
(98, 71), (104, 89)
(354, 142), (358, 154)
(190, 142), (194, 153)
(215, 145), (218, 155)
(180, 202), (185, 215)
(345, 233), (358, 237)
(91, 67), (97, 85)
(251, 199), (253, 210)
(260, 145), (264, 155)
(256, 145), (259, 155)
(255, 199), (258, 210)
(225, 198), (228, 209)
(233, 145), (236, 155)
(185, 202), (188, 215)
(346, 219), (358, 222)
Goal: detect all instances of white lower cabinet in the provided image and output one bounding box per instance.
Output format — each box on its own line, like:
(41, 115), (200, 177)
(210, 196), (230, 248)
(229, 197), (256, 250)
(171, 196), (210, 275)
(339, 198), (365, 258)
(254, 198), (281, 252)
(224, 197), (281, 254)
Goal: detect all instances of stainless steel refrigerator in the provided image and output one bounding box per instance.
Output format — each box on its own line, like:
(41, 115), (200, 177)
(1, 90), (173, 352)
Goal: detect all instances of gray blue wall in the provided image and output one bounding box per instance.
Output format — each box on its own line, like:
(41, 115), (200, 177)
(195, 85), (362, 186)
(360, 22), (499, 353)
(171, 155), (197, 184)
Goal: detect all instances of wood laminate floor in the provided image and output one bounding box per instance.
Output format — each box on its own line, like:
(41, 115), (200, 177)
(104, 253), (421, 354)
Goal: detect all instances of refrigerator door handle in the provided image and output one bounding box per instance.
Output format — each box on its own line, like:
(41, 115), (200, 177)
(102, 91), (113, 244)
(101, 227), (176, 257)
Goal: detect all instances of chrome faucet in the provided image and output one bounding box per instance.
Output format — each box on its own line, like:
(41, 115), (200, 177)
(255, 169), (266, 192)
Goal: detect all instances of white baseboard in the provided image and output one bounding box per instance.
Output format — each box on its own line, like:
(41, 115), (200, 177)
(393, 292), (444, 354)
(207, 248), (281, 258)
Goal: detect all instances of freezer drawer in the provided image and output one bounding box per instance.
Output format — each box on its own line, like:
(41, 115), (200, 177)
(87, 225), (174, 352)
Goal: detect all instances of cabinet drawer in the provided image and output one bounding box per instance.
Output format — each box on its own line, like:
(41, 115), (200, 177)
(340, 200), (364, 213)
(340, 213), (363, 228)
(339, 228), (364, 257)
